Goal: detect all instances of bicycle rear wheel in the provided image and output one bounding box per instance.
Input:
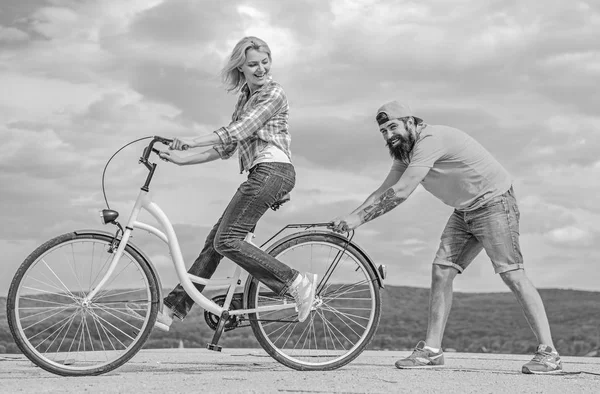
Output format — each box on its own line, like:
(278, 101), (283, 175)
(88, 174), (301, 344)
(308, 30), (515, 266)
(6, 232), (159, 376)
(246, 232), (382, 370)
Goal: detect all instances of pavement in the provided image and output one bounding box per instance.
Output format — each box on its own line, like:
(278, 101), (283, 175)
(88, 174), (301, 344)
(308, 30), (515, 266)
(1, 348), (599, 393)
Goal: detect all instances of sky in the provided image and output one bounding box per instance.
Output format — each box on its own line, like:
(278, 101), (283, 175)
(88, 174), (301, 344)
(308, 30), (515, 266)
(1, 0), (599, 295)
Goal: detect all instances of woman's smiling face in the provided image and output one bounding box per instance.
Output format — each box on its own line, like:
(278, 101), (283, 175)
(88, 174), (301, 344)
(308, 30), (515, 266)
(239, 49), (271, 93)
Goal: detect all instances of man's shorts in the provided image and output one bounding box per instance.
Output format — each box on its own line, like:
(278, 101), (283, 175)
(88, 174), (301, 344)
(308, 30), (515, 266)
(433, 187), (524, 274)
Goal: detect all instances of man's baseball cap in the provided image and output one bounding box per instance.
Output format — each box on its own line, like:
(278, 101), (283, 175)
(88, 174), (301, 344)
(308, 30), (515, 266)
(376, 101), (423, 126)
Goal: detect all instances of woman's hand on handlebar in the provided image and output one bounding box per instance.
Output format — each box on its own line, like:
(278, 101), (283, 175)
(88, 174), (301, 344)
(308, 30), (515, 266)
(158, 150), (185, 165)
(169, 137), (192, 151)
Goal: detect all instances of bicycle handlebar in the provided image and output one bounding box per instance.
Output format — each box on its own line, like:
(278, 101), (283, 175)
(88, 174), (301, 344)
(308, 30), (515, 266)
(141, 136), (191, 163)
(138, 136), (192, 191)
(141, 136), (173, 163)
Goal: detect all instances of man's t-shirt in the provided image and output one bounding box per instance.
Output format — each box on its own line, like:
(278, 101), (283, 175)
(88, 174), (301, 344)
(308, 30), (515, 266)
(391, 125), (512, 211)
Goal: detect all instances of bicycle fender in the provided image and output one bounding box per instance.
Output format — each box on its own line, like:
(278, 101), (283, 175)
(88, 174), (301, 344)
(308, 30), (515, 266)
(265, 230), (385, 289)
(73, 229), (164, 302)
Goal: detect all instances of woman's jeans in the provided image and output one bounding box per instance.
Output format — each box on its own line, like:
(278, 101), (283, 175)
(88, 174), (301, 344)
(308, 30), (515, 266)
(163, 162), (298, 320)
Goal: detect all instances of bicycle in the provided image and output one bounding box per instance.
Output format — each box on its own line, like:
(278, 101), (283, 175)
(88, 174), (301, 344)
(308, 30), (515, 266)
(6, 136), (386, 376)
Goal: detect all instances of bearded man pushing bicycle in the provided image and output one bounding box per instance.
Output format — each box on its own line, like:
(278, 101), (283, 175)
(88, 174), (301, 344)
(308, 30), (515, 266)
(330, 101), (562, 374)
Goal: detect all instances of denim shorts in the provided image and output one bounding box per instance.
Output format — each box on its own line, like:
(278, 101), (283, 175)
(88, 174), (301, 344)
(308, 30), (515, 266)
(433, 187), (523, 274)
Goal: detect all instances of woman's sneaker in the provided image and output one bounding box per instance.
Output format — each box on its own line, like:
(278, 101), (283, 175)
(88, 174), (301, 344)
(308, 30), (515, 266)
(522, 345), (563, 374)
(154, 309), (174, 332)
(290, 273), (318, 322)
(395, 341), (445, 369)
(126, 303), (173, 332)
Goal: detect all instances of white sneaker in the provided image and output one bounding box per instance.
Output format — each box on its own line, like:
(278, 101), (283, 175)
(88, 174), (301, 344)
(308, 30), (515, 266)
(126, 303), (173, 332)
(154, 309), (174, 332)
(290, 273), (317, 322)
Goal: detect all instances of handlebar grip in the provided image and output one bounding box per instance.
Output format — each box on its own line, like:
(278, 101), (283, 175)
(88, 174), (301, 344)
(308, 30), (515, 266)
(156, 137), (188, 150)
(154, 136), (173, 145)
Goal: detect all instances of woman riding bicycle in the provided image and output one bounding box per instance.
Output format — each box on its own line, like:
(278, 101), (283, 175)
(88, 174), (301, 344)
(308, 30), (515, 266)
(155, 36), (316, 330)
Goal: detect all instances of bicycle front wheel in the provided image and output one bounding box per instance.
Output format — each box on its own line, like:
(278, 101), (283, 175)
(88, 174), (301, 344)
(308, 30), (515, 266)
(246, 232), (382, 371)
(6, 232), (160, 376)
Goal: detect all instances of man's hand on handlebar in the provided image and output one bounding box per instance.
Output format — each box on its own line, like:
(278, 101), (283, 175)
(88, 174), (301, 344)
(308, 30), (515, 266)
(169, 137), (192, 151)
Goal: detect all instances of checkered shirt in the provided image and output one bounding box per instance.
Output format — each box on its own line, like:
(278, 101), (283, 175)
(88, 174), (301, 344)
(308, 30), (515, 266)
(213, 79), (292, 173)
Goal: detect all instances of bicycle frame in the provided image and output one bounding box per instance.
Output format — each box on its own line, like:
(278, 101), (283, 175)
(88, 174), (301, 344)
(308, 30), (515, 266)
(84, 187), (296, 317)
(8, 135), (386, 377)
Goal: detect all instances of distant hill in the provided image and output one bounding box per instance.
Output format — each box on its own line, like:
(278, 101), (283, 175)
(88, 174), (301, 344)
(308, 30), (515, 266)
(1, 286), (598, 356)
(375, 286), (600, 356)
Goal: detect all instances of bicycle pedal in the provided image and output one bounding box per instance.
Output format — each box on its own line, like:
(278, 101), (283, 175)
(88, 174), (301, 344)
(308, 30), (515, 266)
(206, 344), (222, 352)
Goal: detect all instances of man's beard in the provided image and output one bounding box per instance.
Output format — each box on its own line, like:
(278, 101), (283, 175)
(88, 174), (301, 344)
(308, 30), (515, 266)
(387, 133), (416, 164)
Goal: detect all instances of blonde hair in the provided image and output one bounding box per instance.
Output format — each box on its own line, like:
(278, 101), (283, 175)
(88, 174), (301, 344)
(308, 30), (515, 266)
(221, 36), (272, 93)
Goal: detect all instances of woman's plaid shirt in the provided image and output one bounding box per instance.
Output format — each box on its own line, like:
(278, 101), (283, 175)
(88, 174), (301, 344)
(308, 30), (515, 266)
(213, 79), (292, 173)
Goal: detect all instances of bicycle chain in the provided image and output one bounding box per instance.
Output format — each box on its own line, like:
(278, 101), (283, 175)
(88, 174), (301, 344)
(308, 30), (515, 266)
(203, 293), (250, 331)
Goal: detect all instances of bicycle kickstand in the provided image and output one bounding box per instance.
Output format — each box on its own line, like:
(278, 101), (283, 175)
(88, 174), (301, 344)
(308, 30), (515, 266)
(206, 310), (229, 352)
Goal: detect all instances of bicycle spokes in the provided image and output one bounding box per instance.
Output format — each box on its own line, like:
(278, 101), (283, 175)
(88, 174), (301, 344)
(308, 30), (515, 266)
(248, 233), (381, 370)
(9, 235), (158, 375)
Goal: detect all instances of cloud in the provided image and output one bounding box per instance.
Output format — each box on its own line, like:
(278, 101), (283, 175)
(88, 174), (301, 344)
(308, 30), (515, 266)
(128, 1), (238, 45)
(546, 226), (593, 246)
(29, 6), (79, 38)
(0, 26), (29, 42)
(1, 0), (599, 295)
(0, 128), (84, 177)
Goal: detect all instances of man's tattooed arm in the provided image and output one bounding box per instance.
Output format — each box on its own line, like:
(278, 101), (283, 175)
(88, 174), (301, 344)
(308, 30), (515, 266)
(357, 187), (406, 224)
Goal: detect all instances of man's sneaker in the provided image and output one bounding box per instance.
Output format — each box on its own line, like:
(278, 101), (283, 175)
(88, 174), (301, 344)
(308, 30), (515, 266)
(126, 303), (173, 332)
(290, 273), (317, 322)
(522, 345), (563, 374)
(395, 341), (445, 369)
